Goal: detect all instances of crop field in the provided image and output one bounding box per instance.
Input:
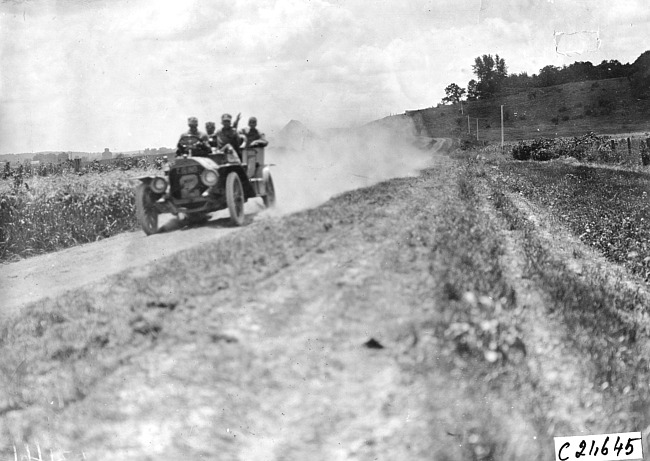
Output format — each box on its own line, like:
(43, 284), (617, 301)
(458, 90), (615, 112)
(493, 159), (650, 281)
(0, 169), (148, 262)
(1, 154), (166, 180)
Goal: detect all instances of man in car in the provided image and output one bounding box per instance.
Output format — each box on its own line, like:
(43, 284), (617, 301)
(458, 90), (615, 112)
(240, 116), (269, 148)
(215, 113), (245, 159)
(205, 121), (217, 148)
(176, 117), (211, 157)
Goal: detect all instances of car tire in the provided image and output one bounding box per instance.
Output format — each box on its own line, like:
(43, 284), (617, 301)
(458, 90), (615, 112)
(226, 172), (245, 226)
(135, 183), (159, 235)
(262, 172), (276, 208)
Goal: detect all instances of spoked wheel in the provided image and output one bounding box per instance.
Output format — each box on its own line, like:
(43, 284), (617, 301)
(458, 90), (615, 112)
(135, 183), (159, 235)
(226, 172), (245, 226)
(262, 172), (276, 208)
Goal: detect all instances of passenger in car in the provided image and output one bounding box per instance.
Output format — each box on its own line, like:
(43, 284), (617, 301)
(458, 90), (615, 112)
(240, 117), (269, 148)
(205, 121), (217, 148)
(215, 113), (246, 160)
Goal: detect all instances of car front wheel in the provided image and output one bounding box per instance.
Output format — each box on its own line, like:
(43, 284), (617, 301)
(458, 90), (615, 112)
(226, 172), (245, 226)
(135, 183), (159, 235)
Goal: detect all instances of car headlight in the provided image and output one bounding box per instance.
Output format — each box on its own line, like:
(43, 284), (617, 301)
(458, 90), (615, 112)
(201, 169), (218, 187)
(150, 177), (167, 194)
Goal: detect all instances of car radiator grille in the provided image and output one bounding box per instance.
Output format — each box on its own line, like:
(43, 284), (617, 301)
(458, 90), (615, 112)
(171, 173), (202, 199)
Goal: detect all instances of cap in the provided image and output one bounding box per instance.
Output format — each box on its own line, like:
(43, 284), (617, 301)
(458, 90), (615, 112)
(248, 116), (257, 123)
(188, 117), (198, 125)
(221, 113), (232, 121)
(206, 121), (216, 128)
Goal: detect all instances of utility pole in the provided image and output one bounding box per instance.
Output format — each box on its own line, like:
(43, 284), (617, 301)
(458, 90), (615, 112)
(467, 115), (470, 134)
(501, 105), (504, 148)
(476, 118), (479, 141)
(460, 100), (464, 115)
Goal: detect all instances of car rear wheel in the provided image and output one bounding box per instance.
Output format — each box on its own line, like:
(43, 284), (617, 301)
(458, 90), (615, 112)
(135, 183), (159, 235)
(262, 172), (276, 208)
(226, 172), (245, 226)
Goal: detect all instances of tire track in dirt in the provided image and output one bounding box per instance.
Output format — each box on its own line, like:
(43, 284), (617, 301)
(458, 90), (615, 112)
(477, 180), (616, 437)
(475, 159), (650, 447)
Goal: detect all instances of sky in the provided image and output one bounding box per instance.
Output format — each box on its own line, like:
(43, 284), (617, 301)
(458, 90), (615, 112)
(0, 0), (648, 154)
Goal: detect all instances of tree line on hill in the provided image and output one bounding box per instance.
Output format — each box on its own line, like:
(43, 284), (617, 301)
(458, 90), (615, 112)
(442, 50), (650, 104)
(0, 147), (174, 165)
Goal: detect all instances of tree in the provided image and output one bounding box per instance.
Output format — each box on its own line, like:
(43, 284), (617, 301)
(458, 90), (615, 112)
(441, 83), (466, 104)
(503, 71), (534, 89)
(466, 79), (479, 101)
(470, 54), (508, 99)
(630, 50), (650, 99)
(537, 65), (561, 87)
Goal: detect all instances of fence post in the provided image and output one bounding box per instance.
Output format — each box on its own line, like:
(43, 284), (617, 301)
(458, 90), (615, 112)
(610, 140), (616, 151)
(501, 105), (504, 149)
(627, 137), (632, 157)
(642, 139), (650, 166)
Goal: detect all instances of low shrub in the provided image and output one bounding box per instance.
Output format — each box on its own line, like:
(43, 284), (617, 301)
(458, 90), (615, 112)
(510, 133), (631, 164)
(512, 138), (559, 161)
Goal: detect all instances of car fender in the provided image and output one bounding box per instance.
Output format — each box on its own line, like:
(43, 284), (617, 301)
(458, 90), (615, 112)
(217, 164), (256, 198)
(130, 175), (158, 186)
(262, 165), (272, 182)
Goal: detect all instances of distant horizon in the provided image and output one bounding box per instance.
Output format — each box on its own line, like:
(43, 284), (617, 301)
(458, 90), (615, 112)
(0, 118), (348, 158)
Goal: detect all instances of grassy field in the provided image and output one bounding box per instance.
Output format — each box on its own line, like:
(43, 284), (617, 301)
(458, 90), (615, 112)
(2, 144), (650, 459)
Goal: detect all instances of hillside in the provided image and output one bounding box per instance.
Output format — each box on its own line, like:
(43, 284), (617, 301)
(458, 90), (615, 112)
(406, 77), (650, 142)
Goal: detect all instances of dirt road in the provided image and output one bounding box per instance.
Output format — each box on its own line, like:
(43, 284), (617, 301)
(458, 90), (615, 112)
(4, 139), (647, 461)
(0, 210), (244, 319)
(0, 137), (447, 318)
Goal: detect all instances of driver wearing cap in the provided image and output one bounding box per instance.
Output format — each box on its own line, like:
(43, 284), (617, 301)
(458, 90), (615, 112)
(177, 117), (211, 157)
(215, 113), (245, 160)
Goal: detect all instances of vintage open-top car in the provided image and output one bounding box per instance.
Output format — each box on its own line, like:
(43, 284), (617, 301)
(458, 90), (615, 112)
(133, 140), (275, 235)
